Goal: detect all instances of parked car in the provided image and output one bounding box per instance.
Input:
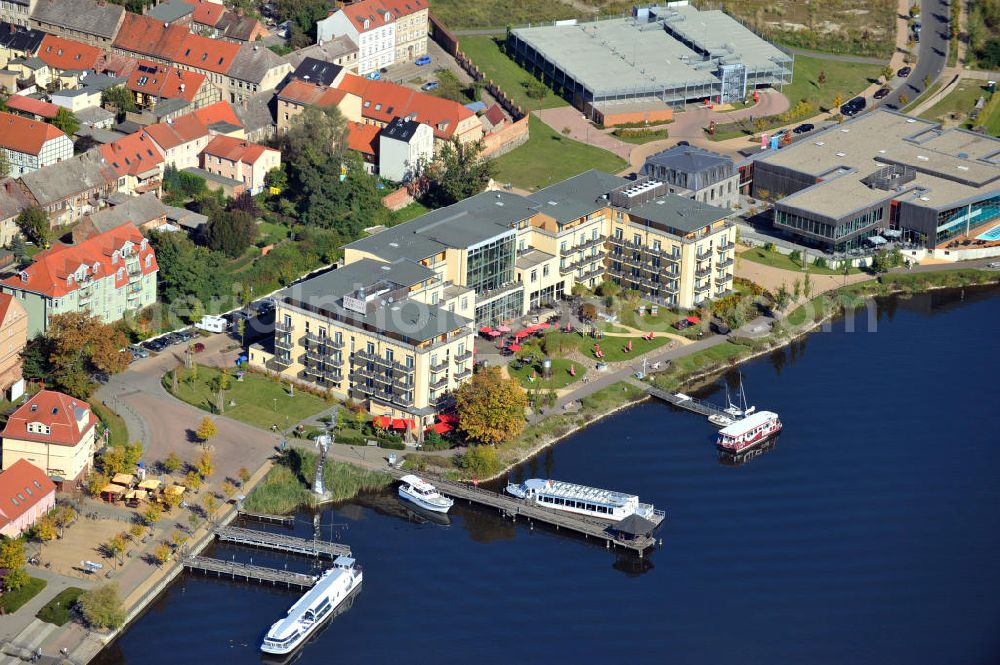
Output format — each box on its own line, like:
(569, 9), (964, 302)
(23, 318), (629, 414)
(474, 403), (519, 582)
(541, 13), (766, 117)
(142, 338), (169, 352)
(673, 318), (694, 330)
(897, 66), (912, 78)
(366, 71), (381, 80)
(415, 55), (432, 66)
(421, 81), (439, 91)
(792, 123), (814, 134)
(175, 329), (198, 342)
(840, 96), (866, 117)
(874, 87), (891, 100)
(128, 345), (149, 359)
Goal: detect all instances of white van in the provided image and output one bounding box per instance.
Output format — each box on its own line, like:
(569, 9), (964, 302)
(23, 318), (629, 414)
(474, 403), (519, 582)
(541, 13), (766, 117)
(196, 315), (227, 333)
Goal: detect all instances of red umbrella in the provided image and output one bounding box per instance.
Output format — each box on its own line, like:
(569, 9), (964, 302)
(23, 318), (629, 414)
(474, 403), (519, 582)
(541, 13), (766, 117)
(509, 343), (522, 352)
(538, 322), (550, 329)
(479, 326), (493, 333)
(372, 415), (391, 428)
(687, 316), (701, 324)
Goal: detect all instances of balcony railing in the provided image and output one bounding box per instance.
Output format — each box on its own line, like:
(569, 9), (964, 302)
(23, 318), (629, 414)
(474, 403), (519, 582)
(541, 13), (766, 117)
(430, 376), (449, 390)
(275, 322), (292, 334)
(304, 332), (344, 349)
(274, 333), (294, 350)
(696, 249), (713, 261)
(715, 274), (731, 286)
(454, 350), (473, 362)
(717, 243), (732, 253)
(430, 360), (449, 373)
(354, 350), (415, 374)
(694, 281), (710, 292)
(717, 257), (734, 269)
(695, 266), (711, 278)
(454, 368), (472, 381)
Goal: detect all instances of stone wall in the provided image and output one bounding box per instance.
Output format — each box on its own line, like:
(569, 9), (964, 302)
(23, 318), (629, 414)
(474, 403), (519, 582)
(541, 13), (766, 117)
(480, 115), (530, 159)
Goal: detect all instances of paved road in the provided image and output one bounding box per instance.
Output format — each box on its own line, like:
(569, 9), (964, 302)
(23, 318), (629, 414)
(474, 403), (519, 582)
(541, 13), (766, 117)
(881, 0), (950, 110)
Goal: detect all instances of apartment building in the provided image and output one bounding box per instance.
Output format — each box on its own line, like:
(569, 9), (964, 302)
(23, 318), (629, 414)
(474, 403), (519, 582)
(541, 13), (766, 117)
(17, 150), (118, 227)
(249, 257), (475, 425)
(0, 293), (27, 400)
(29, 0), (125, 47)
(641, 144), (739, 209)
(99, 131), (165, 196)
(200, 134), (280, 194)
(0, 459), (56, 537)
(316, 0), (428, 74)
(1, 221), (158, 336)
(142, 101), (244, 170)
(0, 111), (72, 177)
(127, 61), (220, 111)
(0, 0), (35, 28)
(0, 390), (97, 488)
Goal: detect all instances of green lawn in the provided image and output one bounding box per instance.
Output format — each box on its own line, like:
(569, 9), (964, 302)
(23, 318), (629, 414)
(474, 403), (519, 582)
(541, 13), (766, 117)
(618, 302), (704, 337)
(781, 55), (883, 114)
(36, 587), (84, 626)
(91, 401), (129, 448)
(509, 357), (585, 389)
(430, 69), (473, 104)
(649, 341), (746, 391)
(611, 129), (670, 144)
(435, 1), (574, 31)
(919, 79), (990, 127)
(165, 365), (331, 430)
(493, 116), (627, 190)
(980, 93), (1000, 136)
(393, 201), (431, 223)
(458, 36), (566, 111)
(738, 247), (861, 275)
(0, 576), (47, 614)
(542, 329), (672, 363)
(257, 221), (290, 244)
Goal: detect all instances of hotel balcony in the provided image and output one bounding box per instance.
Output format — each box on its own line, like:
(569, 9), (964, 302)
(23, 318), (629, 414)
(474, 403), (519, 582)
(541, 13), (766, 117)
(580, 266), (605, 281)
(454, 368), (472, 381)
(717, 243), (732, 253)
(430, 376), (449, 390)
(274, 333), (294, 350)
(715, 273), (732, 286)
(266, 355), (292, 371)
(275, 322), (292, 334)
(354, 350), (415, 374)
(454, 349), (473, 363)
(430, 359), (449, 373)
(696, 265), (713, 278)
(305, 347), (343, 365)
(717, 257), (734, 269)
(694, 281), (710, 293)
(304, 332), (344, 349)
(696, 248), (713, 261)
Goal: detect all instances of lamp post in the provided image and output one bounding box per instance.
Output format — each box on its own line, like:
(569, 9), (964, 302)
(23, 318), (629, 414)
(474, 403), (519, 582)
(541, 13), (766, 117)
(582, 114), (589, 144)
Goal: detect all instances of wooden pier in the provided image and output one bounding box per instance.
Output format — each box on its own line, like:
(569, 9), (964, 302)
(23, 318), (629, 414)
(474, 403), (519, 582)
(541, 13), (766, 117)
(215, 526), (351, 559)
(237, 510), (295, 525)
(388, 470), (660, 556)
(643, 384), (732, 421)
(182, 556), (317, 589)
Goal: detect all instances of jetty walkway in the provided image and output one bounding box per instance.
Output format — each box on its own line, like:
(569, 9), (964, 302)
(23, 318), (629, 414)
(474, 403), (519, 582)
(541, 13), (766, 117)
(182, 556), (317, 589)
(215, 525), (351, 559)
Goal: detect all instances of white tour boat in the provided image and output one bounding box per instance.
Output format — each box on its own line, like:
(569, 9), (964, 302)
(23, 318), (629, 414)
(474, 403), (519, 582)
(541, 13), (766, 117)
(505, 478), (665, 525)
(716, 410), (782, 454)
(261, 556), (362, 657)
(398, 474), (454, 513)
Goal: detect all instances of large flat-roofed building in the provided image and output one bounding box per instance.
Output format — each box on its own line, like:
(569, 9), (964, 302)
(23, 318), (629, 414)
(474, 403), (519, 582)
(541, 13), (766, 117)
(641, 144), (739, 209)
(509, 3), (791, 118)
(750, 110), (1000, 252)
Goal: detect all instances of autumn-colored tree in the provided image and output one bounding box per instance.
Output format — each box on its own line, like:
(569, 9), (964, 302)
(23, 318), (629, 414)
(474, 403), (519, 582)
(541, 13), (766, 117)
(128, 524), (145, 541)
(0, 538), (26, 590)
(163, 490), (182, 510)
(832, 93), (844, 111)
(85, 472), (109, 497)
(37, 312), (131, 398)
(237, 467), (251, 485)
(162, 451), (182, 474)
(201, 493), (218, 518)
(185, 470), (203, 490)
(53, 505), (76, 535)
(79, 583), (125, 630)
(455, 366), (527, 445)
(34, 515), (57, 542)
(142, 505), (162, 526)
(195, 416), (217, 442)
(106, 534), (126, 564)
(817, 70), (827, 86)
(152, 543), (172, 566)
(221, 480), (238, 499)
(196, 447), (214, 479)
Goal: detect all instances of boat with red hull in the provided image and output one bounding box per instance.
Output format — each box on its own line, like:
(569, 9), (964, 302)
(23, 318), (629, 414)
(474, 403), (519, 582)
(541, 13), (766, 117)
(716, 410), (782, 454)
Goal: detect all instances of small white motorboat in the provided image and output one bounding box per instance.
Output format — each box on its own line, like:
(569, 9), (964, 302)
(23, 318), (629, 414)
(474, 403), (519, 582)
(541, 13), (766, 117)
(398, 474), (453, 513)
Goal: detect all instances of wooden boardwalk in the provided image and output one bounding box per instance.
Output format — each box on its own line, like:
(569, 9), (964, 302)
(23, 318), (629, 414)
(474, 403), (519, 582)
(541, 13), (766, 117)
(237, 510), (295, 525)
(182, 556), (317, 588)
(643, 384), (731, 420)
(388, 470), (660, 556)
(215, 526), (351, 558)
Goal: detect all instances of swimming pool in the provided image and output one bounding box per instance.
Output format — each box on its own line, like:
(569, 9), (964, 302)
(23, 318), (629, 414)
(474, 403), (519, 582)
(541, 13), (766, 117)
(977, 223), (1000, 241)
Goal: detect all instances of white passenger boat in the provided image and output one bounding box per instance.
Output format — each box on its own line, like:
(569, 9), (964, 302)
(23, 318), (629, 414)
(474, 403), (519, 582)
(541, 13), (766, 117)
(261, 556), (362, 657)
(505, 478), (665, 526)
(398, 474), (454, 513)
(716, 410), (782, 454)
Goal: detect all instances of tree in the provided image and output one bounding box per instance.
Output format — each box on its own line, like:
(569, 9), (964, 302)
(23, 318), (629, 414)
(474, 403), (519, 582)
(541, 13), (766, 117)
(237, 466), (251, 485)
(142, 505), (162, 526)
(280, 105), (348, 175)
(923, 74), (932, 90)
(79, 583), (125, 630)
(522, 77), (548, 100)
(201, 493), (218, 519)
(0, 538), (27, 586)
(424, 139), (495, 207)
(33, 312), (131, 398)
(774, 283), (792, 311)
(455, 366), (527, 445)
(459, 445), (501, 479)
(162, 451), (182, 474)
(51, 107), (79, 136)
(221, 480), (238, 499)
(16, 206), (51, 246)
(788, 249), (802, 266)
(899, 94), (910, 106)
(53, 506), (76, 535)
(195, 416), (217, 442)
(196, 447), (214, 479)
(152, 543), (172, 566)
(101, 85), (137, 118)
(204, 209), (256, 258)
(817, 70), (827, 86)
(9, 235), (27, 263)
(803, 272), (813, 298)
(881, 65), (894, 82)
(106, 534), (126, 565)
(34, 515), (57, 542)
(85, 472), (109, 497)
(0, 148), (9, 178)
(185, 470), (202, 490)
(163, 490), (182, 510)
(831, 93), (844, 112)
(793, 279), (802, 301)
(128, 524), (145, 541)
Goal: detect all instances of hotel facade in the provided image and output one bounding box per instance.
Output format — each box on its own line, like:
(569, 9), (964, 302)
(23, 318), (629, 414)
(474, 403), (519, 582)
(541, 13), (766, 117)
(250, 169), (734, 423)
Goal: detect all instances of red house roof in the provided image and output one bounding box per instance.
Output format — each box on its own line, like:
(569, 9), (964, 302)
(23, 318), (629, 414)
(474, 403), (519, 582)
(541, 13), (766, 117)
(337, 74), (474, 140)
(346, 121), (379, 156)
(0, 460), (56, 532)
(340, 0), (426, 32)
(278, 79), (349, 107)
(173, 32), (240, 75)
(202, 135), (274, 165)
(5, 95), (60, 120)
(112, 13), (189, 61)
(2, 222), (157, 298)
(37, 34), (101, 71)
(127, 60), (205, 102)
(185, 0), (226, 27)
(99, 131), (164, 177)
(0, 111), (66, 154)
(1, 390), (95, 448)
(143, 101), (241, 151)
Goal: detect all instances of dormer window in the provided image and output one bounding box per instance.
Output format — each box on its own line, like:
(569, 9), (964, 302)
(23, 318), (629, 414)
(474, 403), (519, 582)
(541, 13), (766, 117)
(145, 255), (152, 268)
(112, 250), (119, 263)
(363, 19), (370, 29)
(93, 262), (101, 272)
(19, 271), (27, 283)
(117, 268), (125, 280)
(140, 239), (148, 250)
(384, 11), (391, 20)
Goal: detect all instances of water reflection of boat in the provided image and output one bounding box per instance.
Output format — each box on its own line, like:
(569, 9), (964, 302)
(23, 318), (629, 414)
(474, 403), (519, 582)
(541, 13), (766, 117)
(717, 436), (779, 467)
(398, 499), (452, 526)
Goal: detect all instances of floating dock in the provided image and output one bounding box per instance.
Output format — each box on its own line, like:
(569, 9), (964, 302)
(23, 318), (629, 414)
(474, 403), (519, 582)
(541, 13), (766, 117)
(215, 526), (351, 559)
(642, 384), (732, 421)
(237, 510), (295, 525)
(182, 556), (317, 588)
(388, 470), (659, 556)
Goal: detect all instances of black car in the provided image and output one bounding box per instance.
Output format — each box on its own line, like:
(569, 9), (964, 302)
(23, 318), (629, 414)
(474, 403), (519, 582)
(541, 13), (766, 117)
(792, 123), (814, 134)
(175, 329), (198, 342)
(897, 66), (912, 78)
(874, 87), (891, 100)
(840, 96), (867, 117)
(142, 338), (169, 352)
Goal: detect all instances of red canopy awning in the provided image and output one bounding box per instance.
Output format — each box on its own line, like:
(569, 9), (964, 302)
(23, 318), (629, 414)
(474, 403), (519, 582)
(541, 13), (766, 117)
(426, 422), (453, 434)
(373, 415), (391, 428)
(514, 330), (530, 340)
(487, 329), (502, 337)
(438, 413), (460, 424)
(687, 316), (701, 324)
(391, 418), (416, 430)
(538, 322), (551, 329)
(508, 343), (522, 352)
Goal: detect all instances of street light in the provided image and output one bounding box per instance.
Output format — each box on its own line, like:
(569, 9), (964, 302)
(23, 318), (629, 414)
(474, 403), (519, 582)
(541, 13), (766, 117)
(582, 114), (589, 144)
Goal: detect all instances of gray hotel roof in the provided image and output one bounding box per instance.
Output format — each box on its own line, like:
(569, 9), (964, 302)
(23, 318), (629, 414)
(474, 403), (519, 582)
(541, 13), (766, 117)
(282, 258), (471, 343)
(345, 190), (537, 262)
(629, 194), (731, 233)
(528, 170), (628, 223)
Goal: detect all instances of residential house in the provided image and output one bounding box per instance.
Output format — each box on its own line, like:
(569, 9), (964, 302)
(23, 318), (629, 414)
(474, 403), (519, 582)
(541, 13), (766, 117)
(316, 0), (428, 74)
(284, 35), (359, 74)
(480, 104), (507, 133)
(127, 60), (218, 111)
(142, 100), (243, 170)
(289, 57), (345, 88)
(49, 86), (103, 112)
(223, 42), (290, 105)
(185, 0), (225, 35)
(0, 293), (27, 399)
(0, 21), (44, 60)
(4, 55), (49, 87)
(200, 134), (279, 194)
(214, 13), (268, 44)
(35, 33), (101, 79)
(640, 144), (739, 209)
(72, 191), (166, 243)
(99, 131), (165, 196)
(0, 0), (36, 28)
(378, 116), (432, 182)
(232, 90), (275, 142)
(0, 110), (72, 176)
(17, 149), (118, 227)
(276, 79), (359, 133)
(0, 177), (32, 245)
(29, 0), (125, 48)
(0, 460), (56, 537)
(1, 221), (158, 335)
(0, 390), (98, 488)
(5, 94), (59, 120)
(110, 13), (189, 64)
(146, 0), (194, 25)
(338, 74), (484, 146)
(347, 120), (379, 173)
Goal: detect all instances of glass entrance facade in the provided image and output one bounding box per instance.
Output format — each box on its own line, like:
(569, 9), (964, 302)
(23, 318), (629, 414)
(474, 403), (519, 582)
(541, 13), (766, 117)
(466, 234), (516, 295)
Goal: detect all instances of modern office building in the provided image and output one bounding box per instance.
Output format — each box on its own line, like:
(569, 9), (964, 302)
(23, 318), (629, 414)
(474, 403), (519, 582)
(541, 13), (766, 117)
(509, 4), (792, 118)
(641, 144), (739, 209)
(750, 110), (1000, 252)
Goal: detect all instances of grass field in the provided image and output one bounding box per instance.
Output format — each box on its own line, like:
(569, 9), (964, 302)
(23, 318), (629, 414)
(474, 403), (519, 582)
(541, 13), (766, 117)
(0, 576), (47, 614)
(738, 247), (862, 275)
(509, 357), (585, 389)
(611, 129), (670, 144)
(493, 116), (627, 190)
(458, 36), (566, 112)
(166, 365), (330, 430)
(91, 401), (129, 448)
(782, 55), (883, 113)
(393, 201), (431, 223)
(919, 79), (991, 128)
(36, 587), (85, 626)
(541, 329), (672, 362)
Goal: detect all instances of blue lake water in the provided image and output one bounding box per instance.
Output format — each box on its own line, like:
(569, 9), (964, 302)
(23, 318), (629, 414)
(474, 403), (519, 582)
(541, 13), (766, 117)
(94, 285), (1000, 665)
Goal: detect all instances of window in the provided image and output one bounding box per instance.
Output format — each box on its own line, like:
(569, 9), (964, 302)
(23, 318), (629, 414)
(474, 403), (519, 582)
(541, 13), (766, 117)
(460, 296), (468, 310)
(530, 269), (537, 283)
(542, 264), (549, 278)
(385, 349), (394, 362)
(614, 228), (623, 239)
(633, 234), (641, 245)
(366, 342), (375, 354)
